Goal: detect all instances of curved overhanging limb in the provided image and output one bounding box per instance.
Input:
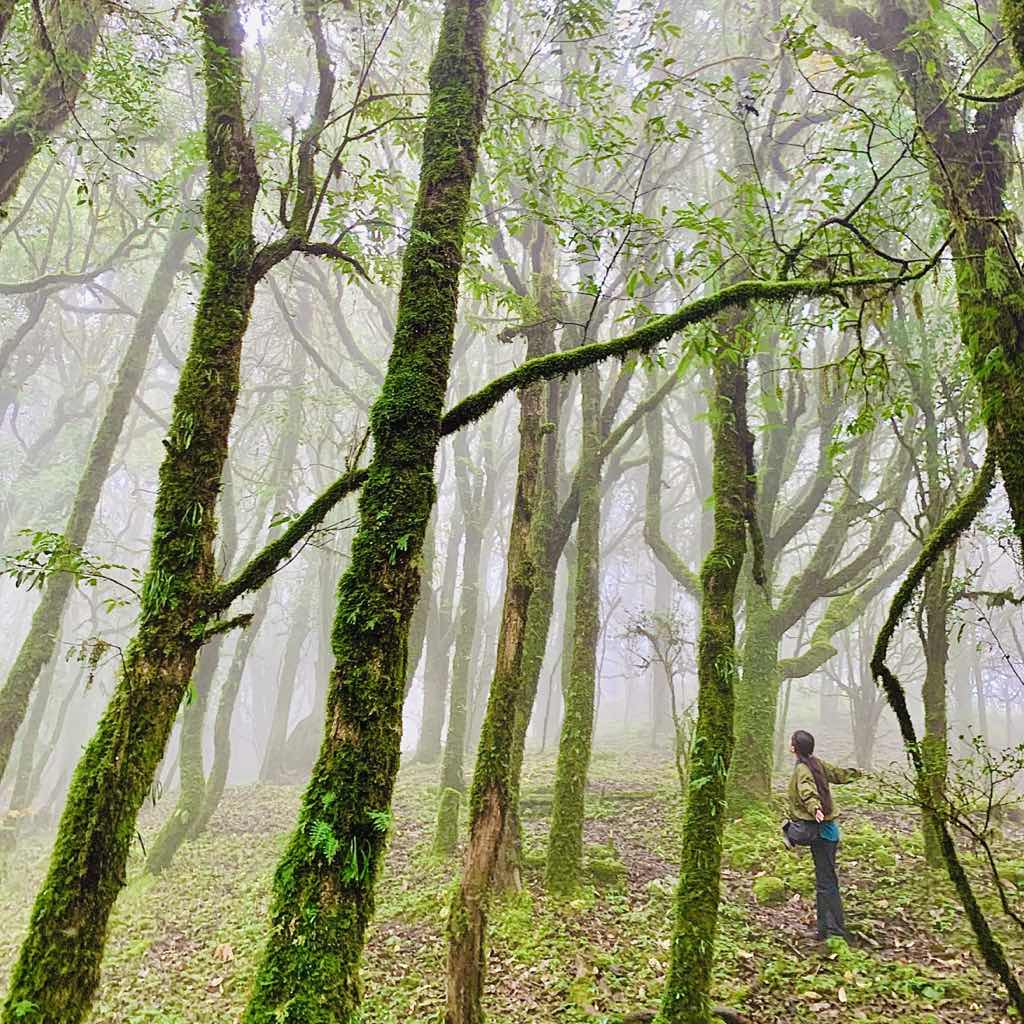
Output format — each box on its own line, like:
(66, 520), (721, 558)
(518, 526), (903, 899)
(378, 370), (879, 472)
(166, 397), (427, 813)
(870, 449), (1024, 1016)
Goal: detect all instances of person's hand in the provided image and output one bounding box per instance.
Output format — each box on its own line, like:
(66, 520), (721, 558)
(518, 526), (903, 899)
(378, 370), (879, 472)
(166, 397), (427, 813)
(815, 809), (824, 823)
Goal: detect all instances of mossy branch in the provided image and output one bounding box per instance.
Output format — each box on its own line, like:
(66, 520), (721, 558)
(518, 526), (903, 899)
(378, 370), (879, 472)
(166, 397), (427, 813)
(871, 452), (996, 719)
(212, 267), (937, 617)
(961, 73), (1024, 103)
(440, 263), (943, 437)
(209, 465), (368, 613)
(870, 450), (1024, 1015)
(200, 611), (253, 641)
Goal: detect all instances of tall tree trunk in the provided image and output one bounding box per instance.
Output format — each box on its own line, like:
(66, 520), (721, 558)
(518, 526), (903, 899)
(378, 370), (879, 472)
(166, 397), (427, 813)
(445, 362), (548, 1024)
(659, 349), (751, 1024)
(193, 586), (271, 835)
(0, 0), (106, 212)
(0, 0), (258, 1014)
(0, 215), (194, 787)
(144, 639), (224, 873)
(545, 363), (601, 896)
(260, 578), (314, 782)
(241, 0), (490, 1015)
(921, 549), (952, 867)
(434, 433), (487, 854)
(727, 579), (779, 805)
(414, 513), (461, 763)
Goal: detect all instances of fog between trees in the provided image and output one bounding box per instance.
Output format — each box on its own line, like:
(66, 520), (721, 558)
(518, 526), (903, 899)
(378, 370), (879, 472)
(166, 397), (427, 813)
(1, 0), (1024, 1020)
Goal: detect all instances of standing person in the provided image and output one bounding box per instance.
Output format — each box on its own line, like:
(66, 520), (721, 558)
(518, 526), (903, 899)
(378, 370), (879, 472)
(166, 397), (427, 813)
(784, 729), (860, 942)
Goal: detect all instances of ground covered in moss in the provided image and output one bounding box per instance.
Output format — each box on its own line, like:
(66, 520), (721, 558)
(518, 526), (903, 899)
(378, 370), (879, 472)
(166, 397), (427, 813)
(1, 748), (1022, 1022)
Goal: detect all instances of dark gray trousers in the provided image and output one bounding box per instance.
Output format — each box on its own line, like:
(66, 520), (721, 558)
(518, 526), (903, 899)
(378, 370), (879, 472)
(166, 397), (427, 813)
(810, 838), (846, 939)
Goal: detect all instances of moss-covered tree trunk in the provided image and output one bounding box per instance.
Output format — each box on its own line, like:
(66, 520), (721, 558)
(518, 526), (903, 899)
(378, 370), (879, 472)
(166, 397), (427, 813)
(920, 550), (952, 867)
(492, 267), (560, 887)
(445, 365), (548, 1024)
(657, 348), (751, 1024)
(434, 433), (487, 855)
(545, 363), (601, 896)
(0, 0), (105, 213)
(0, 215), (194, 788)
(726, 581), (779, 805)
(0, 0), (258, 1015)
(241, 0), (490, 1016)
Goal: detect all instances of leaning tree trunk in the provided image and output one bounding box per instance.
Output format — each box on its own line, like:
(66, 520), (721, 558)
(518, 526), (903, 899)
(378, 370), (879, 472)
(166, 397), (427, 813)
(241, 0), (490, 1017)
(0, 0), (258, 1016)
(658, 348), (751, 1024)
(0, 0), (106, 213)
(144, 639), (224, 873)
(192, 584), (272, 836)
(545, 363), (601, 896)
(0, 214), (194, 788)
(445, 363), (549, 1023)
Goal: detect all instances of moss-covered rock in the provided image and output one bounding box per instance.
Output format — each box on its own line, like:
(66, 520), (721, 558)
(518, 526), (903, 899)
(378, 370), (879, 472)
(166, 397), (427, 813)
(585, 842), (627, 886)
(752, 876), (787, 905)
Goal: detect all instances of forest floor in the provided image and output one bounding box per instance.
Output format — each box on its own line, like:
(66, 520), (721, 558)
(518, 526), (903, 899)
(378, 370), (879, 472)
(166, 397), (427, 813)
(1, 747), (1023, 1023)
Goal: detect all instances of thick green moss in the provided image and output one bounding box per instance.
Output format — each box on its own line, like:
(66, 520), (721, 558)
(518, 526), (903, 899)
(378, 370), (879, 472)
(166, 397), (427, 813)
(241, 0), (491, 1018)
(752, 876), (786, 905)
(0, 4), (259, 1019)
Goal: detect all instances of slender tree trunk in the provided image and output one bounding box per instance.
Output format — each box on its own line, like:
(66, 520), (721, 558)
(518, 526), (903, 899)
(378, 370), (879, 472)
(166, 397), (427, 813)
(545, 364), (601, 896)
(414, 514), (461, 763)
(7, 654), (56, 813)
(0, 0), (106, 212)
(193, 587), (271, 835)
(405, 511), (435, 699)
(0, 3), (258, 1014)
(921, 551), (951, 867)
(260, 579), (314, 782)
(434, 433), (487, 854)
(144, 639), (224, 873)
(658, 349), (751, 1024)
(242, 1), (490, 1015)
(445, 365), (548, 1024)
(0, 216), (194, 787)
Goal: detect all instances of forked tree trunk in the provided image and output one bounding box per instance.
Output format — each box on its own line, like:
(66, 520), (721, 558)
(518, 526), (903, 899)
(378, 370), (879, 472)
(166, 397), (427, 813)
(241, 0), (490, 1016)
(0, 0), (258, 1013)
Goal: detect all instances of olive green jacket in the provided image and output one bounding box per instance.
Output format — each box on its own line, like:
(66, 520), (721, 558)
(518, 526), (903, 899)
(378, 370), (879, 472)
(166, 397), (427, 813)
(787, 759), (860, 821)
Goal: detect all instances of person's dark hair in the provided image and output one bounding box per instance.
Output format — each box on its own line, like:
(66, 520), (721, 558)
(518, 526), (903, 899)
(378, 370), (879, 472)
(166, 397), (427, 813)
(791, 729), (833, 816)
